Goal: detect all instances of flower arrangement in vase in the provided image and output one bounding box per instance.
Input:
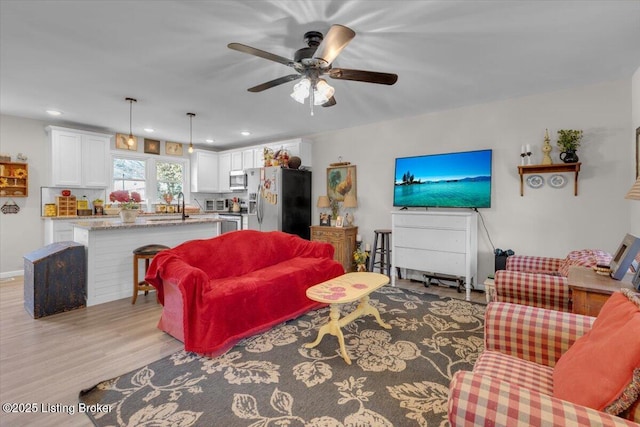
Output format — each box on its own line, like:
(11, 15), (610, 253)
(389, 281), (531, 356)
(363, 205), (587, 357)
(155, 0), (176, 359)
(556, 129), (583, 163)
(353, 248), (369, 272)
(109, 190), (142, 210)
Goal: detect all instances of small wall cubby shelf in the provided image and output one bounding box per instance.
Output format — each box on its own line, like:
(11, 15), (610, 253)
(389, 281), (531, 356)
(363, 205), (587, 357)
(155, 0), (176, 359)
(0, 161), (29, 197)
(518, 162), (581, 196)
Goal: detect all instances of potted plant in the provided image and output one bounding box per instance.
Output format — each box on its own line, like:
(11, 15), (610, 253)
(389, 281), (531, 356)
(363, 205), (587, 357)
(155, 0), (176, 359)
(109, 190), (142, 223)
(556, 129), (583, 163)
(353, 248), (369, 272)
(329, 198), (339, 226)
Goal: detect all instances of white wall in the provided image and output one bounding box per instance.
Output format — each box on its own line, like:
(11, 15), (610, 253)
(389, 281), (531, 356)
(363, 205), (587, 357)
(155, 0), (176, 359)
(310, 79), (636, 284)
(1, 78), (638, 279)
(0, 115), (50, 277)
(631, 66), (640, 237)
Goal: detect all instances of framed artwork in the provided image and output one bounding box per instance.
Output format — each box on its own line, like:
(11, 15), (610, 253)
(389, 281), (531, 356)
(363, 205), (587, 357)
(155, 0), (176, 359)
(636, 126), (639, 178)
(144, 139), (160, 155)
(319, 213), (331, 226)
(335, 215), (344, 227)
(165, 141), (183, 156)
(327, 165), (357, 202)
(115, 133), (137, 151)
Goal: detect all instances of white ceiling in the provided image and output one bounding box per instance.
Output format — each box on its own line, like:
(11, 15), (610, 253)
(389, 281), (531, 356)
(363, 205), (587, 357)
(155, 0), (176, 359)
(1, 1), (639, 150)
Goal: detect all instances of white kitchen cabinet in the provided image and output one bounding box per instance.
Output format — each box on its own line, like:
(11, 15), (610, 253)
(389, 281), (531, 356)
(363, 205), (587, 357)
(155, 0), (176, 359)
(218, 152), (231, 192)
(253, 148), (264, 168)
(242, 149), (254, 171)
(230, 151), (243, 171)
(190, 150), (219, 193)
(391, 211), (478, 301)
(47, 127), (111, 188)
(44, 217), (104, 245)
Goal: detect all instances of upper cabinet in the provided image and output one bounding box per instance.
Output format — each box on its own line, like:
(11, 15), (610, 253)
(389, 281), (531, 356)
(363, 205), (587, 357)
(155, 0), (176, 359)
(190, 150), (219, 193)
(47, 126), (110, 188)
(230, 151), (243, 171)
(218, 152), (231, 193)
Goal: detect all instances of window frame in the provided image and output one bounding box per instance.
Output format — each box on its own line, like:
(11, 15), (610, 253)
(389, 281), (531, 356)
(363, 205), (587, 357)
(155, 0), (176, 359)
(110, 152), (190, 211)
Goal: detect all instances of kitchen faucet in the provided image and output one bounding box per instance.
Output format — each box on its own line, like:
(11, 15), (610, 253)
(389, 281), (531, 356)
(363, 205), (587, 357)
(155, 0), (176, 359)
(177, 192), (189, 221)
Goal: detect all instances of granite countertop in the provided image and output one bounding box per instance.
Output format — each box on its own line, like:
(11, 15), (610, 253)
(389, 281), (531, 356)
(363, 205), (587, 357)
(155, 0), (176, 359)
(42, 212), (218, 220)
(70, 216), (223, 230)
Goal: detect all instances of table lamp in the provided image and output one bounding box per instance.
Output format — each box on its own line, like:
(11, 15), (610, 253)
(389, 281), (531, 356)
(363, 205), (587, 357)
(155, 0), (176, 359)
(343, 194), (357, 226)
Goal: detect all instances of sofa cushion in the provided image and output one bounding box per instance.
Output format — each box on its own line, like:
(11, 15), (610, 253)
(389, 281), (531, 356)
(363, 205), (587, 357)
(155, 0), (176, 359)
(558, 249), (612, 277)
(553, 290), (640, 413)
(474, 351), (554, 395)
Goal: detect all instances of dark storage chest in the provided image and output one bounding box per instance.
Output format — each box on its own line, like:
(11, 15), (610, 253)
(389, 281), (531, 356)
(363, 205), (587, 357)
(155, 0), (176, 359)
(23, 241), (86, 318)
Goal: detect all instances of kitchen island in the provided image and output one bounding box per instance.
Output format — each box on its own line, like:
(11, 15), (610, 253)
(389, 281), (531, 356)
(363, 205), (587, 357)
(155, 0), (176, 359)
(72, 217), (222, 306)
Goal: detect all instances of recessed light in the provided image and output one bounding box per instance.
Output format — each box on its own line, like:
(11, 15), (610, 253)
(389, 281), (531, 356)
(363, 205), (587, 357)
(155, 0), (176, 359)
(46, 110), (62, 116)
(206, 139), (214, 143)
(144, 128), (154, 133)
(241, 131), (251, 136)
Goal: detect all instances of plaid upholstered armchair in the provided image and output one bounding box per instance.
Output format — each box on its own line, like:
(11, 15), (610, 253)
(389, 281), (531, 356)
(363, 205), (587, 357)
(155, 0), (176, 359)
(448, 292), (640, 426)
(493, 249), (612, 312)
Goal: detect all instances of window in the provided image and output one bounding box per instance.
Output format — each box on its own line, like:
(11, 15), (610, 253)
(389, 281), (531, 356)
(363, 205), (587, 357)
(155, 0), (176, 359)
(113, 157), (146, 200)
(110, 155), (189, 209)
(157, 161), (184, 201)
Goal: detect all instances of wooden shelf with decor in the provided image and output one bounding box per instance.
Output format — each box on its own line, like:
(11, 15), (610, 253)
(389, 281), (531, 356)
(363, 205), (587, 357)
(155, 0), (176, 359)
(518, 162), (581, 196)
(310, 226), (358, 272)
(0, 162), (29, 197)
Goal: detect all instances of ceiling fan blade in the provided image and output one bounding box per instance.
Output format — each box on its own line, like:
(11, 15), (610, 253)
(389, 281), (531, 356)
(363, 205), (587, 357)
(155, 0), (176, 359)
(322, 96), (336, 107)
(247, 74), (300, 93)
(312, 24), (355, 66)
(328, 68), (398, 85)
(228, 43), (293, 67)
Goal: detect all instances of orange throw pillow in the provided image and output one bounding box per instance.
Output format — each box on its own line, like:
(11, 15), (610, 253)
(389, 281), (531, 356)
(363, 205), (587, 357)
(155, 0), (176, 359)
(553, 290), (640, 412)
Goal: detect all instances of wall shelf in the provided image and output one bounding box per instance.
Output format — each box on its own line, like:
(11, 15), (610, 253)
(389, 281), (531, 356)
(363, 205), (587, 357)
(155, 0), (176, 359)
(0, 161), (29, 197)
(518, 162), (581, 196)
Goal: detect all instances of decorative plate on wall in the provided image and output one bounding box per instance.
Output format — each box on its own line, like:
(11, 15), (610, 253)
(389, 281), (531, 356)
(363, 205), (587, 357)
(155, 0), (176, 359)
(526, 175), (544, 189)
(549, 174), (567, 189)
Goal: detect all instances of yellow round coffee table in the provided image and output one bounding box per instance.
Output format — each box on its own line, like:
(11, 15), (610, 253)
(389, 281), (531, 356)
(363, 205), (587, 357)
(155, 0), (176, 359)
(305, 272), (391, 364)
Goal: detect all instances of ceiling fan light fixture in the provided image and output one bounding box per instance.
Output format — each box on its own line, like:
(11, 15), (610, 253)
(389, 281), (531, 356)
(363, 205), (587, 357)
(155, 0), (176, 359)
(313, 79), (334, 105)
(290, 78), (310, 104)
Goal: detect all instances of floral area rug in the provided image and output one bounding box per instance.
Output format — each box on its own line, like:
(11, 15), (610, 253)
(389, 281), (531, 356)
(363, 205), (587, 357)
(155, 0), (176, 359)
(79, 286), (485, 426)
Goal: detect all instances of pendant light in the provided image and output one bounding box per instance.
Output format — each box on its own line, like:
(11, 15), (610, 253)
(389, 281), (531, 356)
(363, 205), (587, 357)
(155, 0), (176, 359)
(125, 97), (137, 146)
(187, 112), (195, 154)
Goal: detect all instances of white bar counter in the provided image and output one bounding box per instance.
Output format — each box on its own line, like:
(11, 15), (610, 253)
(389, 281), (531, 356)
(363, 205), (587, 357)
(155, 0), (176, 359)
(72, 217), (222, 306)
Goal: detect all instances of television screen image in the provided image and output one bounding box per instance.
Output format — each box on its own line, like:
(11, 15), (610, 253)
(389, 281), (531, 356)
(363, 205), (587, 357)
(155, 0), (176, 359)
(394, 149), (492, 208)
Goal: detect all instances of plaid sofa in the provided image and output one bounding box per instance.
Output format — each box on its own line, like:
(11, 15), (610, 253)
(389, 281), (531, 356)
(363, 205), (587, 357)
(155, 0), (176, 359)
(448, 301), (639, 426)
(494, 250), (613, 312)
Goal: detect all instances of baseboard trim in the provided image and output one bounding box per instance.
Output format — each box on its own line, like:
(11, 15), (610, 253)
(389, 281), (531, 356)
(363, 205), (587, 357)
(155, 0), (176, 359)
(0, 270), (23, 280)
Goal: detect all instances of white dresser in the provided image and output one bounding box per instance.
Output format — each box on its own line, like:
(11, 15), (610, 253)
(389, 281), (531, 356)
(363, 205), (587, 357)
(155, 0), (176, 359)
(391, 210), (478, 301)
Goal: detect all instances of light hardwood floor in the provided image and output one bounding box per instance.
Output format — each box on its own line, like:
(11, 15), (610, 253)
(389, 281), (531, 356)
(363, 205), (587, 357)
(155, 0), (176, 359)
(0, 275), (485, 426)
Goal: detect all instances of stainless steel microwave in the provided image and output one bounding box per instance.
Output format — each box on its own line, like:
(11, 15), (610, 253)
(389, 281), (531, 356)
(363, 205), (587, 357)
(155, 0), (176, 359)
(229, 170), (247, 191)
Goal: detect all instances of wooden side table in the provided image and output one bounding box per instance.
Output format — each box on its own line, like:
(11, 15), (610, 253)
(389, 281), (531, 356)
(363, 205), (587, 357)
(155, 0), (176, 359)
(310, 226), (357, 272)
(567, 266), (635, 316)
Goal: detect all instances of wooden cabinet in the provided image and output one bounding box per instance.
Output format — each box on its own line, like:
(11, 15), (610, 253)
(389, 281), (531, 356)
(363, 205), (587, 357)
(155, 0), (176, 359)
(0, 162), (28, 197)
(190, 150), (219, 192)
(568, 266), (635, 316)
(391, 211), (477, 301)
(47, 126), (110, 188)
(310, 226), (358, 272)
(518, 162), (581, 196)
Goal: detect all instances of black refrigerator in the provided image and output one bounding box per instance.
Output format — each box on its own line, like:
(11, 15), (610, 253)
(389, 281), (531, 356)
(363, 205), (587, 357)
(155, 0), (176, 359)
(246, 167), (312, 239)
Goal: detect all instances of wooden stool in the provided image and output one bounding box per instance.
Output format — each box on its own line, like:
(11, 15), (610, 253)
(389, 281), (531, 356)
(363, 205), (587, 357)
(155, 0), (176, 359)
(132, 244), (169, 304)
(369, 229), (392, 276)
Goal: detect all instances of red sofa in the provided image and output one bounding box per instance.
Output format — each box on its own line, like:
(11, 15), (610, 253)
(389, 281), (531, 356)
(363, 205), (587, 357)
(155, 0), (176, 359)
(145, 230), (345, 355)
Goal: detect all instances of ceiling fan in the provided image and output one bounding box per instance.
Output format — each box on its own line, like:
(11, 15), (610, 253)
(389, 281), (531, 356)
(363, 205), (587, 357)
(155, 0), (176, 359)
(228, 24), (398, 114)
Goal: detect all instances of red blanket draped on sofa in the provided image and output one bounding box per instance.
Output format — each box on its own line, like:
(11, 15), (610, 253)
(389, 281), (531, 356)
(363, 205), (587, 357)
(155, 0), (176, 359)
(145, 230), (345, 355)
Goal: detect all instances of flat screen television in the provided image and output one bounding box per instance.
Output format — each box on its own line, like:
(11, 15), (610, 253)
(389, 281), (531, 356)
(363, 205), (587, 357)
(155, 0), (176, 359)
(393, 149), (492, 209)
